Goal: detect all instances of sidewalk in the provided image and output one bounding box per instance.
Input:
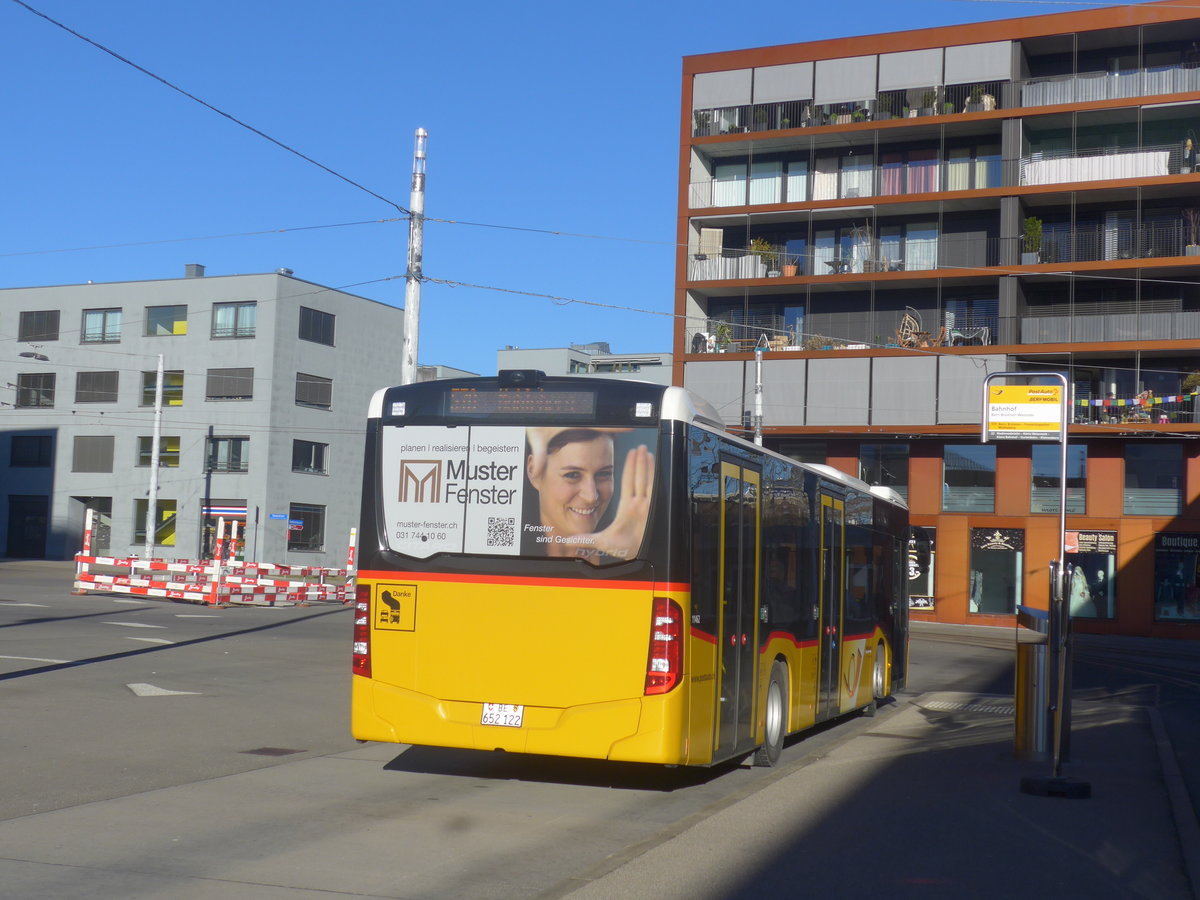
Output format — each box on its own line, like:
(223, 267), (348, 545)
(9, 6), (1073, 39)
(560, 691), (1196, 900)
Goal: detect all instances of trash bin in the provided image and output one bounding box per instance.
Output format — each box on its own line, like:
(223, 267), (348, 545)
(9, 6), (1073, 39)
(1014, 604), (1052, 761)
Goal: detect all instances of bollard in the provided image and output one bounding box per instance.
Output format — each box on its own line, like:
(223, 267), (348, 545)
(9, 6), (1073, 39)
(1014, 604), (1052, 761)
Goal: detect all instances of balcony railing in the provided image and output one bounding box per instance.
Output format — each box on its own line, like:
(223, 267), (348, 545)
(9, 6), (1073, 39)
(1016, 221), (1188, 265)
(687, 235), (1000, 281)
(1018, 142), (1183, 187)
(1020, 309), (1200, 344)
(1017, 64), (1200, 108)
(1072, 394), (1198, 425)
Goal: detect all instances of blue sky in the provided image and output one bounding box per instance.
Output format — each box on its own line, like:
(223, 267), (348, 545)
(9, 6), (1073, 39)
(2, 0), (1076, 374)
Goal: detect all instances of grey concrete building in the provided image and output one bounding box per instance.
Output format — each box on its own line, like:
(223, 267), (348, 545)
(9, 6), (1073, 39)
(497, 342), (673, 384)
(1, 266), (405, 566)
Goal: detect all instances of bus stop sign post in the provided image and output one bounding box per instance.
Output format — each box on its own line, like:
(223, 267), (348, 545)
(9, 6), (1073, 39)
(981, 372), (1090, 799)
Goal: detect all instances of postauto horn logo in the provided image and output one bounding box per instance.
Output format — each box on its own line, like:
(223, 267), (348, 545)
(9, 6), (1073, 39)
(398, 460), (442, 503)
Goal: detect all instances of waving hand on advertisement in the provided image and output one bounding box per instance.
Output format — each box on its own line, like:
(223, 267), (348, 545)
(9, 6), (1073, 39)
(590, 443), (655, 559)
(525, 427), (655, 561)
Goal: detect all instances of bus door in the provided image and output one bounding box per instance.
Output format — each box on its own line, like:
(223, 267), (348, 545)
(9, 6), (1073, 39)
(714, 461), (760, 759)
(818, 493), (844, 720)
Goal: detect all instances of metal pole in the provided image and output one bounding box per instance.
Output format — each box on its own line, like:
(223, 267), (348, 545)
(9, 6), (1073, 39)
(400, 128), (428, 386)
(753, 335), (767, 445)
(144, 353), (164, 558)
(1052, 378), (1071, 778)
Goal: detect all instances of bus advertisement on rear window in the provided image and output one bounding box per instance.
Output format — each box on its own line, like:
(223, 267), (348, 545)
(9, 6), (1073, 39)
(380, 425), (656, 565)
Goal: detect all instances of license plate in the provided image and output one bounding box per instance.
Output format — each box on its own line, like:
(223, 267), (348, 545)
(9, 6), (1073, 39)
(480, 703), (524, 727)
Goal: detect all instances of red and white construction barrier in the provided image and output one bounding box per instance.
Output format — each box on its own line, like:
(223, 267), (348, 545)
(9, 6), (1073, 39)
(73, 511), (357, 607)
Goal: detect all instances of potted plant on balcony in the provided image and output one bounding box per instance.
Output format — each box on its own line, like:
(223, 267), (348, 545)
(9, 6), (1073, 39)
(1022, 216), (1043, 264)
(713, 321), (734, 351)
(750, 237), (780, 275)
(1184, 208), (1200, 255)
(781, 253), (799, 277)
(693, 110), (712, 136)
(965, 84), (985, 113)
(920, 90), (937, 116)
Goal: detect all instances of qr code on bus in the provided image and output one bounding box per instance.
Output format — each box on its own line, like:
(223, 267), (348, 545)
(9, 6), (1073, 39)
(487, 516), (516, 547)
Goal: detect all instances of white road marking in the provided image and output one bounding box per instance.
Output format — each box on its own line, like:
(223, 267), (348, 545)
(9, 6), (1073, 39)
(103, 621), (167, 629)
(0, 654), (69, 663)
(175, 614), (221, 618)
(113, 599), (149, 605)
(126, 683), (200, 697)
(1, 602), (49, 607)
(126, 637), (175, 645)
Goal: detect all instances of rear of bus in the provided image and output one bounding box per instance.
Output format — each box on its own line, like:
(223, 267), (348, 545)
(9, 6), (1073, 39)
(351, 372), (694, 765)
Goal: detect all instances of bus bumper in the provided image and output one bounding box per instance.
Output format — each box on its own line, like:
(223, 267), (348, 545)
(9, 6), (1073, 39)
(352, 677), (688, 765)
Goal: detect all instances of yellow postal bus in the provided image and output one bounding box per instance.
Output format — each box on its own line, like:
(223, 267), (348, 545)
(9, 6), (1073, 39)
(352, 371), (908, 767)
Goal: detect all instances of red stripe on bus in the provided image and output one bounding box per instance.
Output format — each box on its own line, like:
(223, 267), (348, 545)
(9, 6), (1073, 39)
(691, 628), (717, 645)
(759, 631), (818, 650)
(843, 630), (877, 642)
(357, 569), (689, 593)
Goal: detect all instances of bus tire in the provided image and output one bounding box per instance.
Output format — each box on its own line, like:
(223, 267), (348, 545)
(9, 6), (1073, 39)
(753, 660), (788, 767)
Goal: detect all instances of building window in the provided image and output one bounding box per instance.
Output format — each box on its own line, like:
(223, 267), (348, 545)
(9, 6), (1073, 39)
(211, 301), (256, 339)
(141, 370), (184, 407)
(298, 307), (335, 346)
(19, 310), (60, 342)
(776, 440), (827, 465)
(75, 371), (119, 404)
(292, 439), (328, 474)
(969, 528), (1024, 615)
(295, 373), (333, 409)
(908, 527), (935, 610)
(81, 308), (122, 344)
(16, 373), (55, 408)
(10, 435), (52, 467)
(1067, 530), (1116, 620)
(1125, 444), (1183, 515)
(287, 503), (325, 551)
(859, 443), (909, 501)
(205, 368), (254, 401)
(943, 444), (996, 512)
(134, 499), (177, 546)
(1031, 444), (1086, 514)
(200, 500), (247, 558)
(137, 436), (181, 467)
(72, 436), (115, 473)
(206, 436), (249, 473)
(145, 305), (188, 336)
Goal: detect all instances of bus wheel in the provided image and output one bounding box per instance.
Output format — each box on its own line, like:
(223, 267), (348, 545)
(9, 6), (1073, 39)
(753, 661), (788, 767)
(872, 642), (888, 700)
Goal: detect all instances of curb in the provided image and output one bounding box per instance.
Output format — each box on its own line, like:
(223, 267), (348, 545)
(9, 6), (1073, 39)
(1149, 707), (1200, 900)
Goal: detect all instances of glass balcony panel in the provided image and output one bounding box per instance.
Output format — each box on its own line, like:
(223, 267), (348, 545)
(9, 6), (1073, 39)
(786, 161), (808, 202)
(749, 161), (782, 204)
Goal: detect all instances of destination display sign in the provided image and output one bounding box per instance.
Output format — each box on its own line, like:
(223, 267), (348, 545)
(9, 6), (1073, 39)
(445, 388), (596, 418)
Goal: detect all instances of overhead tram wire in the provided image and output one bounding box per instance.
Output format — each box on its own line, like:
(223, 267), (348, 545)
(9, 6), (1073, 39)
(9, 0), (409, 216)
(0, 218), (404, 259)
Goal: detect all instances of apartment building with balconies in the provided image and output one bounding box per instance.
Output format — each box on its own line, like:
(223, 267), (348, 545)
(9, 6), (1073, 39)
(676, 0), (1200, 638)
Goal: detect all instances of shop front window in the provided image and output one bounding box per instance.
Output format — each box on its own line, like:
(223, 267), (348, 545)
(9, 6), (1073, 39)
(1154, 534), (1200, 622)
(969, 528), (1023, 615)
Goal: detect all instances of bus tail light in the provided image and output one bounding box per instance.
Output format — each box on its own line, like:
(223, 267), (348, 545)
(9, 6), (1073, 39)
(352, 584), (372, 678)
(645, 597), (682, 695)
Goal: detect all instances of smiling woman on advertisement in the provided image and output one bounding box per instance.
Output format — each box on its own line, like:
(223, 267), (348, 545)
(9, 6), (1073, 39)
(523, 427), (654, 561)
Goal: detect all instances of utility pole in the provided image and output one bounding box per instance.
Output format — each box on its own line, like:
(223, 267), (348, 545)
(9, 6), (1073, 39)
(144, 353), (164, 558)
(753, 333), (769, 445)
(400, 128), (428, 385)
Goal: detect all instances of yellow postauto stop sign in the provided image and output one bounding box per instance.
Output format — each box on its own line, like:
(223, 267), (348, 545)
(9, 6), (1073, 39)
(985, 385), (1063, 440)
